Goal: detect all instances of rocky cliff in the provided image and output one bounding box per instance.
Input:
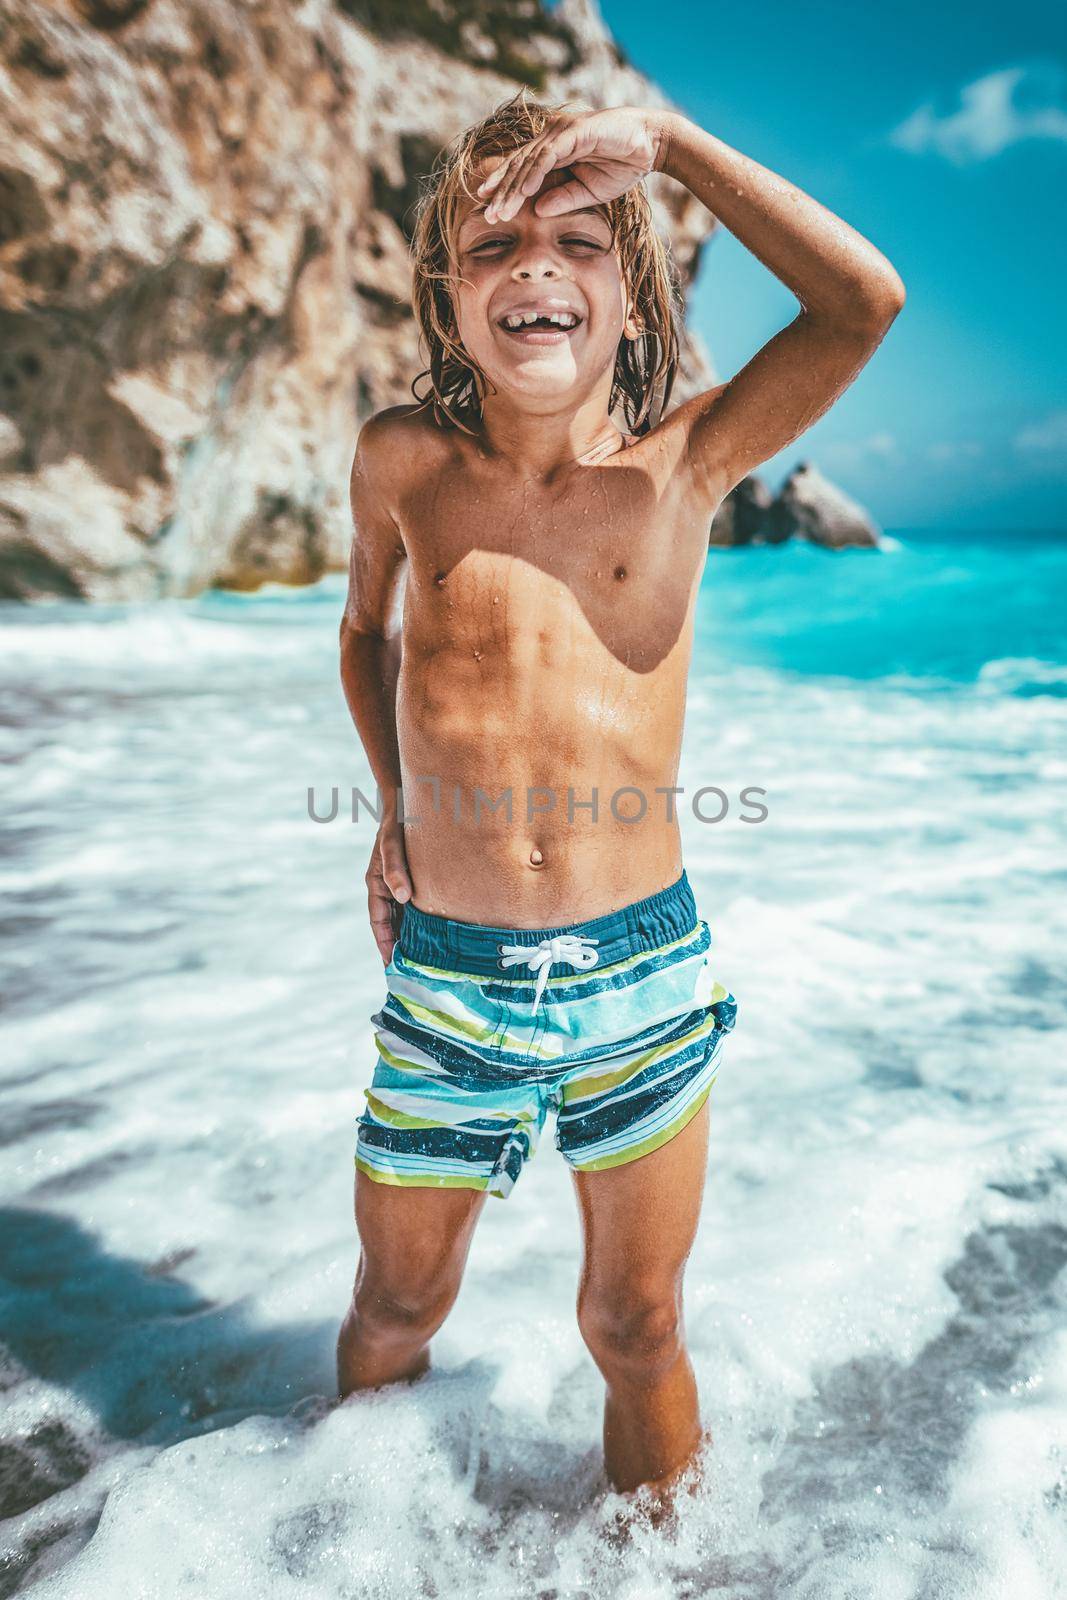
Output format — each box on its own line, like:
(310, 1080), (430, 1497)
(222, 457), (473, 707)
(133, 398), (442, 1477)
(0, 0), (873, 602)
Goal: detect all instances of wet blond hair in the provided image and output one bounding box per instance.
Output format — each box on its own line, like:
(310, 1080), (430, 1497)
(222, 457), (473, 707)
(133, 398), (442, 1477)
(409, 88), (682, 437)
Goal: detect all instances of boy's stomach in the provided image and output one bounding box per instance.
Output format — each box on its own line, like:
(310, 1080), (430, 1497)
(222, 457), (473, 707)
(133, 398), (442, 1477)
(394, 659), (687, 927)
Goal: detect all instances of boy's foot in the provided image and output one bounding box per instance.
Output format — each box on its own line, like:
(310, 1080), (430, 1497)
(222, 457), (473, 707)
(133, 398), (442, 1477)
(600, 1427), (713, 1545)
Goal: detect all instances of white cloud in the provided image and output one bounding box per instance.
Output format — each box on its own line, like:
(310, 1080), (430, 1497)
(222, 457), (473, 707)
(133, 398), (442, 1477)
(889, 63), (1067, 163)
(1013, 410), (1067, 454)
(926, 441), (984, 463)
(821, 432), (899, 467)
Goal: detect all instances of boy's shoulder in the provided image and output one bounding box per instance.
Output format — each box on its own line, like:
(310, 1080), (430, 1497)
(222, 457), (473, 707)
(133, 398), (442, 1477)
(351, 403), (473, 540)
(354, 402), (458, 486)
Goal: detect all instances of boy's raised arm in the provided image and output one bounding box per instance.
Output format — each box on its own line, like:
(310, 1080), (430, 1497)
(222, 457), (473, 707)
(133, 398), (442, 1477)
(654, 111), (906, 506)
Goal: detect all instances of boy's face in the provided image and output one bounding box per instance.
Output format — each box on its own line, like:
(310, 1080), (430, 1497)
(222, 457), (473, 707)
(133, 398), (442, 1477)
(450, 161), (634, 413)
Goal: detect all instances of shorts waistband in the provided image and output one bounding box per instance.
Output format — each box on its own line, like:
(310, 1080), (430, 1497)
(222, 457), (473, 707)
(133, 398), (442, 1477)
(396, 869), (698, 978)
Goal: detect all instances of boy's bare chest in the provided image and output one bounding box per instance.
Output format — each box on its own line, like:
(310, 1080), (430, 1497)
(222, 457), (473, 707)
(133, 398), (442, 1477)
(397, 459), (697, 601)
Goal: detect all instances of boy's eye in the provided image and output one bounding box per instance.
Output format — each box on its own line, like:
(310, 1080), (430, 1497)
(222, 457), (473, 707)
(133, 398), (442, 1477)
(468, 236), (605, 255)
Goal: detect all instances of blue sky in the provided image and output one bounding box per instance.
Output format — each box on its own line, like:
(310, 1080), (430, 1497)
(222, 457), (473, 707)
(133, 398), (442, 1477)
(588, 0), (1066, 531)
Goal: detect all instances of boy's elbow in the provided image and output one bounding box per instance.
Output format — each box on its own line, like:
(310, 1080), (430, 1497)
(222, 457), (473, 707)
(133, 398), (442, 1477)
(339, 614), (391, 663)
(880, 266), (907, 319)
(865, 265), (906, 329)
(339, 613), (368, 670)
(836, 263), (906, 336)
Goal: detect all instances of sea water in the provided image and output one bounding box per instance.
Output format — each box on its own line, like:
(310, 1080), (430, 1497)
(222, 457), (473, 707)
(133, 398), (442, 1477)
(1, 530), (1065, 1598)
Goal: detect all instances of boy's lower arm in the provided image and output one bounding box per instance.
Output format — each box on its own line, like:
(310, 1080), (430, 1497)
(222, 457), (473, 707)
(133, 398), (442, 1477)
(654, 110), (905, 326)
(340, 628), (404, 825)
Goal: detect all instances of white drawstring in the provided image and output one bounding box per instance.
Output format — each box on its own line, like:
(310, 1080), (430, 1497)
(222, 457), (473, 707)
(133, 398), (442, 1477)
(498, 934), (601, 1009)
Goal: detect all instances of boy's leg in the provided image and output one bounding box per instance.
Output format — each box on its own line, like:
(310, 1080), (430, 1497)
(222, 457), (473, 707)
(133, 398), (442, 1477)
(337, 1170), (489, 1394)
(571, 1097), (710, 1495)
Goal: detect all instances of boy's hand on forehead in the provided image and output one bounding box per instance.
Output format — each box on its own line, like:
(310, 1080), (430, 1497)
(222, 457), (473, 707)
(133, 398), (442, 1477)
(476, 105), (670, 225)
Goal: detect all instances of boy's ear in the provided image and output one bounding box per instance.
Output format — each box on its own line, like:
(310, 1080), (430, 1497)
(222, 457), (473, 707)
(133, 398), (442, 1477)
(623, 302), (645, 339)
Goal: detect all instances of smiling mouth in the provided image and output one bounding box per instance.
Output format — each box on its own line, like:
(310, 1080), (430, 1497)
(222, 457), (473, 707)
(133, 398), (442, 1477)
(496, 311), (584, 343)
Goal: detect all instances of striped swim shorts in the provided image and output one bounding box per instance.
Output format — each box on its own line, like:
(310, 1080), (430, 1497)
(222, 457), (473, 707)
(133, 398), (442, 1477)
(355, 868), (738, 1200)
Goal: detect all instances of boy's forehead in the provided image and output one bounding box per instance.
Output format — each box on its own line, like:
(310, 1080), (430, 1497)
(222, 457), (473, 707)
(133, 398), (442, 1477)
(457, 162), (611, 231)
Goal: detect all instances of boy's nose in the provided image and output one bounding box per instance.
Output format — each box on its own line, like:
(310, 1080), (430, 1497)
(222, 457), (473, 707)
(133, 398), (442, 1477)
(513, 255), (562, 280)
(509, 226), (564, 279)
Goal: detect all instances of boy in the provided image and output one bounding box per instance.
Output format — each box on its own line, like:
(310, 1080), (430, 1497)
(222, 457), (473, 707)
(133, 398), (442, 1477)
(337, 93), (904, 1502)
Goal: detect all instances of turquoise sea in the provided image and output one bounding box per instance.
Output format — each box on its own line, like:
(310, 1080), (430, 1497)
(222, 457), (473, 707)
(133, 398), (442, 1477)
(705, 527), (1067, 684)
(1, 529), (1065, 1597)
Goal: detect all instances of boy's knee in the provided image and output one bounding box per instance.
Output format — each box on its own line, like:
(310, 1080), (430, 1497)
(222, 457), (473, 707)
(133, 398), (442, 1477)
(577, 1283), (684, 1384)
(352, 1267), (460, 1348)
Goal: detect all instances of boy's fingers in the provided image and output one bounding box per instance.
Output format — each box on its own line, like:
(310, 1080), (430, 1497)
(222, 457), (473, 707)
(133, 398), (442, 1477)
(476, 159), (509, 194)
(485, 146), (543, 219)
(370, 877), (406, 962)
(477, 132), (543, 194)
(515, 137), (570, 200)
(479, 146), (527, 209)
(473, 155), (515, 196)
(367, 831), (412, 963)
(368, 887), (395, 964)
(371, 924), (393, 966)
(379, 836), (411, 902)
(485, 123), (568, 219)
(534, 176), (595, 218)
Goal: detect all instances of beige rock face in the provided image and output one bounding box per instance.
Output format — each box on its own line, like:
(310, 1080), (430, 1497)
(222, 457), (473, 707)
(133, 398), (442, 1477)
(0, 0), (719, 599)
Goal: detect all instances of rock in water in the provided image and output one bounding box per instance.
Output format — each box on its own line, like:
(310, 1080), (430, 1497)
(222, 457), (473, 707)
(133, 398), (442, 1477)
(709, 475), (773, 546)
(765, 463), (880, 549)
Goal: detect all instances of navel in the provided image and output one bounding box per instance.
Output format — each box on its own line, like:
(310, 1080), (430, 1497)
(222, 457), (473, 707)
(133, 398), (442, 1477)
(613, 564), (627, 581)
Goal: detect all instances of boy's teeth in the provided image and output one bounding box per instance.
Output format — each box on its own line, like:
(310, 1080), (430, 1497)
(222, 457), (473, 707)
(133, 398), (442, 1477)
(502, 311), (579, 330)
